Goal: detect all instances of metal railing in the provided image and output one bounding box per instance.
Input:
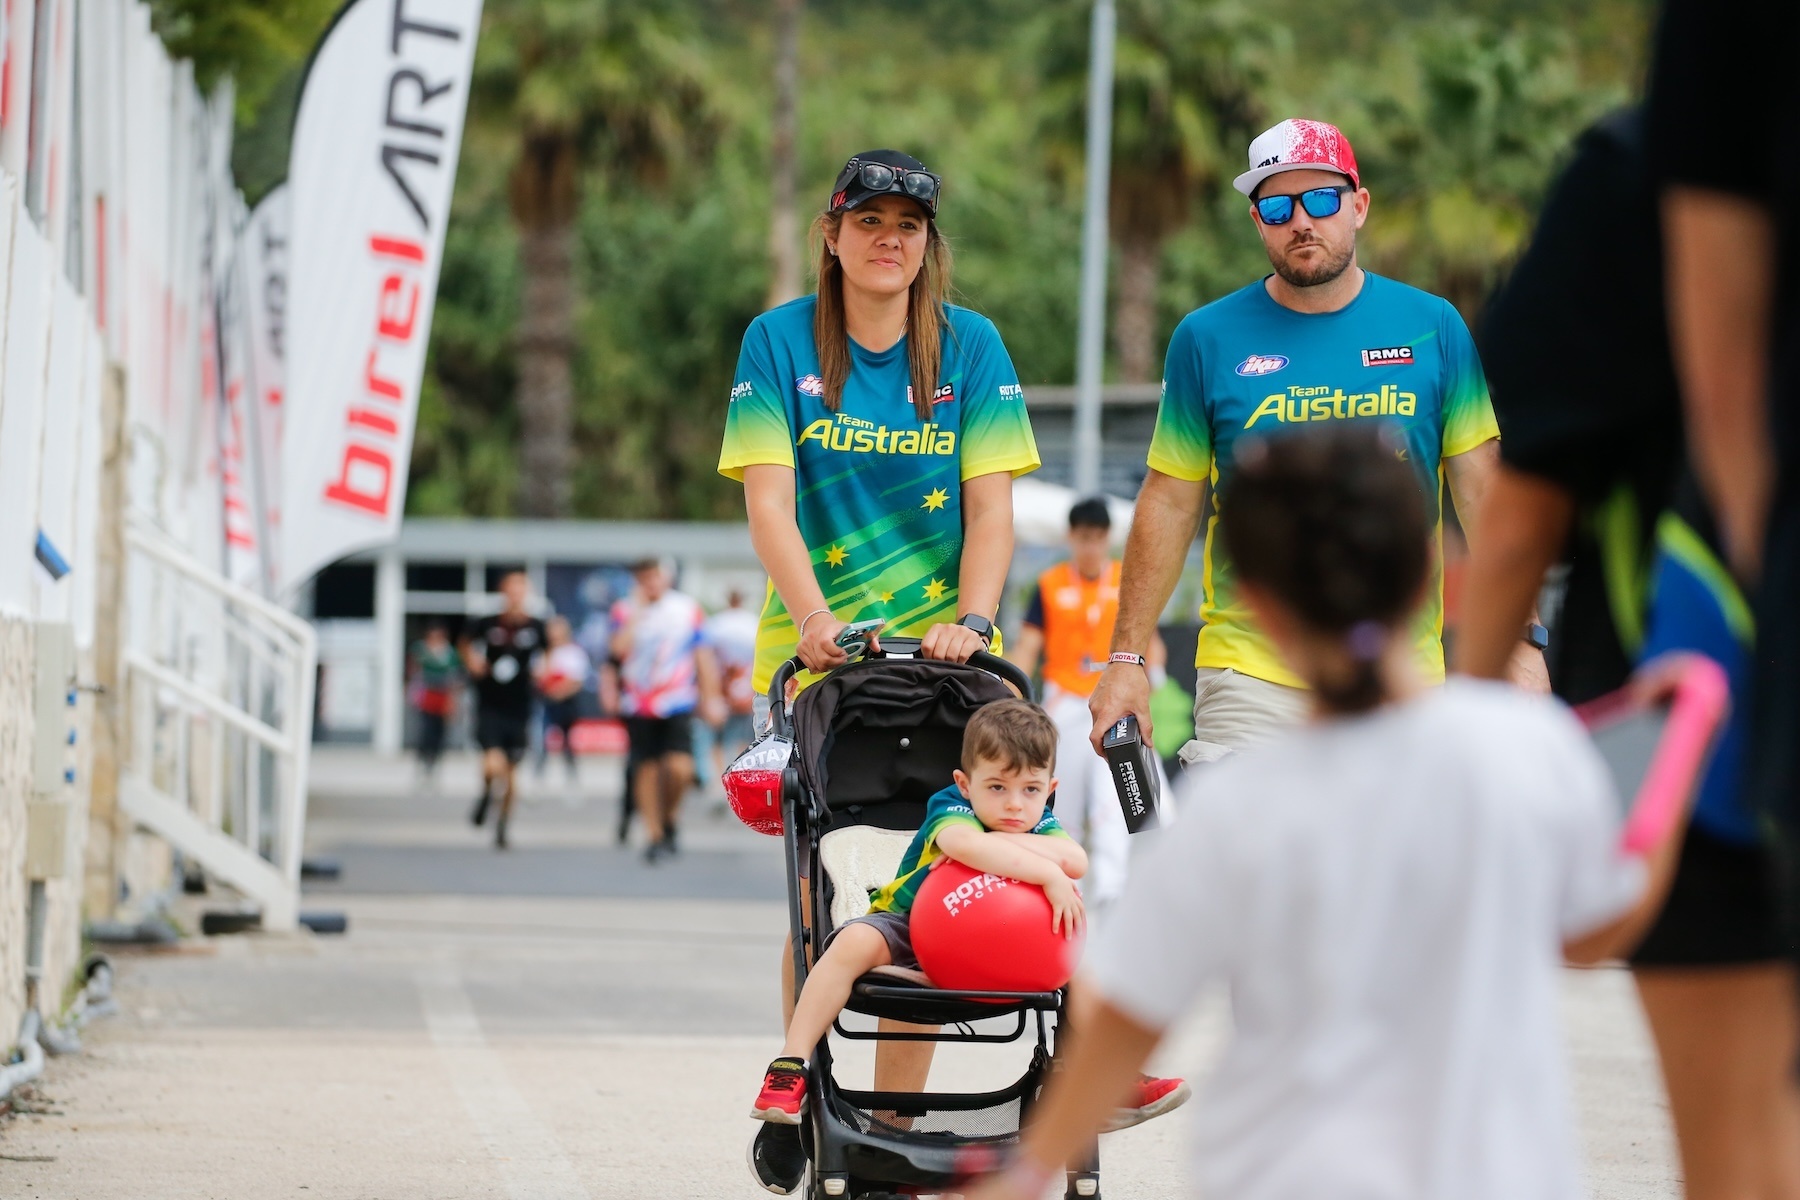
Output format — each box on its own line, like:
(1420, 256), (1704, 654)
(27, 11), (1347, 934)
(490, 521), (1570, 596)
(118, 518), (317, 931)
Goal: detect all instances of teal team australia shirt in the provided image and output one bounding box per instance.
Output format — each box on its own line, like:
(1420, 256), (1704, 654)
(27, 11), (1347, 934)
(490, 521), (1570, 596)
(867, 784), (1068, 916)
(1148, 273), (1500, 688)
(719, 296), (1041, 691)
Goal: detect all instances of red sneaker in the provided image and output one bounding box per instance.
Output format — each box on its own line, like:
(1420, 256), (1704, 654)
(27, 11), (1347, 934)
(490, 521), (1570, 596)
(1106, 1073), (1191, 1131)
(750, 1057), (809, 1124)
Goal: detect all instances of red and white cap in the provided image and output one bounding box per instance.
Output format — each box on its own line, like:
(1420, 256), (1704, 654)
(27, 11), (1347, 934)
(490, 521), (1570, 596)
(1232, 118), (1360, 197)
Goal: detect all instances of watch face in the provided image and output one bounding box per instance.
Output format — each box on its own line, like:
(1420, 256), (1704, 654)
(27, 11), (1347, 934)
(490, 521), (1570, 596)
(959, 615), (993, 637)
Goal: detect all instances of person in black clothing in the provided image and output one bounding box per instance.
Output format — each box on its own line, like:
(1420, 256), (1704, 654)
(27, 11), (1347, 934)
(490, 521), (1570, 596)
(1457, 105), (1800, 1198)
(1648, 0), (1800, 947)
(461, 571), (548, 849)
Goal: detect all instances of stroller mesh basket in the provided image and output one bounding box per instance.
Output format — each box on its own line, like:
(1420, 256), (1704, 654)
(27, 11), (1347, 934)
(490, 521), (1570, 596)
(832, 1075), (1036, 1143)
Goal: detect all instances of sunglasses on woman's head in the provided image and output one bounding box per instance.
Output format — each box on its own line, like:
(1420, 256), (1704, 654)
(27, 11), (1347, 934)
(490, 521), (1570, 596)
(840, 159), (941, 210)
(1254, 184), (1354, 226)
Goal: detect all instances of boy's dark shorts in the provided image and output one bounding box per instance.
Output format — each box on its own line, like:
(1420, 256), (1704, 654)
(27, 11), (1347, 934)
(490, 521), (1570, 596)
(822, 909), (919, 971)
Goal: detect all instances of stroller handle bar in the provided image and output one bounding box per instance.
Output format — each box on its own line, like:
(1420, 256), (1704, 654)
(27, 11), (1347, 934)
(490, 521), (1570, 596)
(766, 637), (1034, 737)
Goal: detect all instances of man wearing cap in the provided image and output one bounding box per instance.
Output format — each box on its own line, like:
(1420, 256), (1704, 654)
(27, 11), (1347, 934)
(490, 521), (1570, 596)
(1089, 118), (1544, 764)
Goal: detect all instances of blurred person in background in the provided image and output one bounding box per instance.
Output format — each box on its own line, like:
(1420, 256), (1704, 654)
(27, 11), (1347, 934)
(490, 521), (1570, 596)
(462, 571), (547, 850)
(971, 427), (1679, 1200)
(408, 623), (462, 788)
(610, 558), (724, 863)
(701, 588), (760, 790)
(536, 616), (590, 782)
(1010, 496), (1168, 908)
(1089, 117), (1541, 765)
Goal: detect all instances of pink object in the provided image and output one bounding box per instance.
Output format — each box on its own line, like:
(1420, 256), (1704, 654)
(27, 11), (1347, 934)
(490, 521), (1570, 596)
(911, 861), (1081, 994)
(1576, 653), (1731, 857)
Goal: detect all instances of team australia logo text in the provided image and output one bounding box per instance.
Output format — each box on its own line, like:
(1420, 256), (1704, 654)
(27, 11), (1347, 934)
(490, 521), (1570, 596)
(1236, 354), (1290, 377)
(1245, 384), (1418, 428)
(798, 412), (957, 456)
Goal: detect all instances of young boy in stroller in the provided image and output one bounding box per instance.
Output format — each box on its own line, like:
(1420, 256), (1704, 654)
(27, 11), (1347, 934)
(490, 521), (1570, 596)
(741, 646), (1191, 1196)
(751, 698), (1088, 1124)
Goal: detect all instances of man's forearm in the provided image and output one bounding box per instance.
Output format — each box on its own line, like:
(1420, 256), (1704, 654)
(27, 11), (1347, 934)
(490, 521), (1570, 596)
(1110, 471), (1205, 654)
(1663, 187), (1776, 578)
(1454, 466), (1571, 679)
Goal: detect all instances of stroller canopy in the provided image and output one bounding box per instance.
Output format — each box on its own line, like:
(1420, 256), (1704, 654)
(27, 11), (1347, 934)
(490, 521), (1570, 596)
(791, 657), (1018, 830)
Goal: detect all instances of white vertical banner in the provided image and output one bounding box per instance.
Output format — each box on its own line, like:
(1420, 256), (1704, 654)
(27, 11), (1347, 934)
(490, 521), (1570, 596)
(242, 183), (288, 592)
(0, 0), (35, 177)
(72, 322), (101, 647)
(78, 0), (123, 348)
(280, 0), (483, 593)
(217, 196), (263, 589)
(0, 190), (50, 615)
(35, 273), (85, 618)
(33, 0), (75, 249)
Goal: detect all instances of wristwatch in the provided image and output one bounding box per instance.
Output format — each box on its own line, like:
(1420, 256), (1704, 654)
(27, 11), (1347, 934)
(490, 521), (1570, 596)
(956, 613), (995, 646)
(1523, 622), (1550, 651)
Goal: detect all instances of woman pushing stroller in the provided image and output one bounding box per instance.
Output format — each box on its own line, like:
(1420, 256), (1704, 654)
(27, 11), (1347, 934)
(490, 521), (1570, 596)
(721, 147), (1183, 1192)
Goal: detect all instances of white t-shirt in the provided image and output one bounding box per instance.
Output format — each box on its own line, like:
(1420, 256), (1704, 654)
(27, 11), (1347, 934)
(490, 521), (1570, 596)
(609, 590), (705, 717)
(703, 606), (760, 672)
(1086, 680), (1644, 1200)
(542, 642), (591, 694)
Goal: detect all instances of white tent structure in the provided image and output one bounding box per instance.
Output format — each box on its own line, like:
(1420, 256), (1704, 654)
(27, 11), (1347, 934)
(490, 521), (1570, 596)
(1011, 477), (1134, 548)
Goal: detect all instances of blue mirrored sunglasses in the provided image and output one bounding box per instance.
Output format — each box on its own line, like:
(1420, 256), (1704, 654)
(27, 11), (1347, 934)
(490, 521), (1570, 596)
(1255, 185), (1354, 225)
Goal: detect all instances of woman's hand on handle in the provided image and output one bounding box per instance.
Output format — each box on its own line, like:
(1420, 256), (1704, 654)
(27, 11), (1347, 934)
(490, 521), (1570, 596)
(920, 622), (988, 663)
(1088, 661), (1153, 755)
(796, 614), (851, 674)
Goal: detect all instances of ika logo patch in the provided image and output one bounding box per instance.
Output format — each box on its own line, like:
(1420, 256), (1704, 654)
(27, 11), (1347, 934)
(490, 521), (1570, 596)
(1235, 353), (1290, 377)
(1360, 346), (1415, 367)
(795, 374), (825, 397)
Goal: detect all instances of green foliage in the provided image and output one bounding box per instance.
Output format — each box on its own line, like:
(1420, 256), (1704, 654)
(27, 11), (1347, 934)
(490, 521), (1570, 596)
(170, 0), (1652, 520)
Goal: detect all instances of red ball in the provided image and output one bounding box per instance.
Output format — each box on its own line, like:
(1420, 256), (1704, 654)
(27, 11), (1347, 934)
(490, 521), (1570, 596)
(911, 860), (1082, 994)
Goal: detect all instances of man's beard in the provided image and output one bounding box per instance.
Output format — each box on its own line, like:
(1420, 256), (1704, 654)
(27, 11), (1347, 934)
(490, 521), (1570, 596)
(1268, 236), (1355, 288)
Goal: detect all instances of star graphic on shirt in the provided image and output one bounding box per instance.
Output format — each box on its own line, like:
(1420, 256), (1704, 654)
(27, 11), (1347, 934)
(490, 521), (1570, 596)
(923, 578), (948, 602)
(824, 545), (849, 568)
(878, 591), (894, 604)
(922, 487), (949, 512)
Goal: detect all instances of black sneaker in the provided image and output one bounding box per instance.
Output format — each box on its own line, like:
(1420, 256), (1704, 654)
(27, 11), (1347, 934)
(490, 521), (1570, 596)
(663, 822), (679, 856)
(494, 814), (509, 850)
(746, 1122), (806, 1195)
(470, 790), (491, 828)
(643, 839), (665, 865)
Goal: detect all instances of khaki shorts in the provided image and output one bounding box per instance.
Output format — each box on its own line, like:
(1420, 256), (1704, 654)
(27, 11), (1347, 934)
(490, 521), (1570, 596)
(1178, 667), (1311, 767)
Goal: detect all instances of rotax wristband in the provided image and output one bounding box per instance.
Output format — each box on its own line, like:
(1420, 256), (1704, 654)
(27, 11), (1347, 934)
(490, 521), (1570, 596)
(1109, 651), (1147, 668)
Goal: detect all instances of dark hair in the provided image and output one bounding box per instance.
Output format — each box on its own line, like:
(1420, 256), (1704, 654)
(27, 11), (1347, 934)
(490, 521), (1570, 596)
(811, 205), (952, 423)
(1219, 427), (1429, 713)
(1068, 496), (1112, 531)
(962, 698), (1058, 775)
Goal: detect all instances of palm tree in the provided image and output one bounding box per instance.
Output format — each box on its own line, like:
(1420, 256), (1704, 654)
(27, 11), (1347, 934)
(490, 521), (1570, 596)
(1342, 20), (1614, 320)
(472, 0), (717, 517)
(765, 0), (804, 310)
(1039, 0), (1279, 382)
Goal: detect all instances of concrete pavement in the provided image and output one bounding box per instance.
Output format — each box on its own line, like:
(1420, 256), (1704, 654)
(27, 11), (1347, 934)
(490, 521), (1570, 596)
(0, 749), (1680, 1197)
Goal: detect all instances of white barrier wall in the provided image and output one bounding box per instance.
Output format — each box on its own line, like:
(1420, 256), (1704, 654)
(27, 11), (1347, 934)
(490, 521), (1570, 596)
(0, 0), (250, 1047)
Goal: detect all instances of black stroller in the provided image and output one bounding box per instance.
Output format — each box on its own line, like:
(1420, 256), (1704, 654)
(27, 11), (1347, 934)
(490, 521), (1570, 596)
(766, 638), (1102, 1199)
